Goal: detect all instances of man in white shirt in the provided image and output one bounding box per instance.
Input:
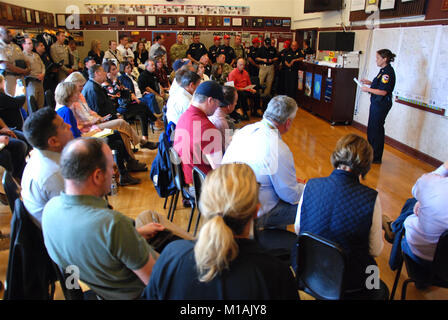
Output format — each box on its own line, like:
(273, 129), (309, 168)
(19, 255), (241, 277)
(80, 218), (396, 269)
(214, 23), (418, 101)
(169, 59), (195, 97)
(166, 70), (201, 125)
(222, 95), (305, 229)
(21, 107), (74, 226)
(117, 35), (134, 60)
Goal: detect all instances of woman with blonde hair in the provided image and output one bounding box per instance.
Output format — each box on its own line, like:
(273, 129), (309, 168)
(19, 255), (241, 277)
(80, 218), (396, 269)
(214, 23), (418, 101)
(294, 134), (386, 299)
(145, 163), (298, 300)
(87, 39), (104, 65)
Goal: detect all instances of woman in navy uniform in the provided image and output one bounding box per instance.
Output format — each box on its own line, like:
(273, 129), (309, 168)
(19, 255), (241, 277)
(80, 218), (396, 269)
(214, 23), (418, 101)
(361, 49), (396, 164)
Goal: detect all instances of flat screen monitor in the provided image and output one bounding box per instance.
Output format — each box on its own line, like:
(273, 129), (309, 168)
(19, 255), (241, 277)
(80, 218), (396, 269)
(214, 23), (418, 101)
(318, 32), (355, 52)
(304, 0), (342, 13)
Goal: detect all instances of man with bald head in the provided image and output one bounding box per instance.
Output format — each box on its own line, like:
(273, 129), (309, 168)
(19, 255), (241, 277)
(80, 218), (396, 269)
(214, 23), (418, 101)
(42, 137), (163, 300)
(283, 41), (304, 98)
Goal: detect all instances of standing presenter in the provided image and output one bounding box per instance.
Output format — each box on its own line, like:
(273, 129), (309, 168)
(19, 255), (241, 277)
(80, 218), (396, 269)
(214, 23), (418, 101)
(361, 49), (396, 164)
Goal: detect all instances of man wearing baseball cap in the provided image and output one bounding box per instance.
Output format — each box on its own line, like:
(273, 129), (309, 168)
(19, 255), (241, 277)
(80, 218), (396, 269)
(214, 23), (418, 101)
(221, 35), (236, 67)
(208, 36), (222, 64)
(174, 81), (228, 185)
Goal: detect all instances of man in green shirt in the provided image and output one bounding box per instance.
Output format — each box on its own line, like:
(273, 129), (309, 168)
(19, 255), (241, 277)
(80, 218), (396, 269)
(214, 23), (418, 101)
(42, 138), (163, 300)
(169, 34), (188, 65)
(232, 34), (247, 67)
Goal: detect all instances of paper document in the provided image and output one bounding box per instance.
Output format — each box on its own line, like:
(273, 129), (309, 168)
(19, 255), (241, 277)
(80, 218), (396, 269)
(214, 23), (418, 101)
(243, 85), (256, 90)
(86, 128), (114, 139)
(224, 81), (235, 87)
(353, 78), (367, 88)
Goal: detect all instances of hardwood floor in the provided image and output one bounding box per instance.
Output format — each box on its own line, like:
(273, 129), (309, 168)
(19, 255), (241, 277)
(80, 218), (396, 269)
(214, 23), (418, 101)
(0, 107), (447, 300)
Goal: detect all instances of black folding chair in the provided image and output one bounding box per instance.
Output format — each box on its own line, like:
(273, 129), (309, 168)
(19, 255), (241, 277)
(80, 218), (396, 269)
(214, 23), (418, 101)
(28, 95), (38, 114)
(390, 230), (448, 300)
(167, 148), (195, 232)
(2, 170), (21, 213)
(44, 90), (56, 109)
(296, 232), (389, 300)
(191, 167), (206, 236)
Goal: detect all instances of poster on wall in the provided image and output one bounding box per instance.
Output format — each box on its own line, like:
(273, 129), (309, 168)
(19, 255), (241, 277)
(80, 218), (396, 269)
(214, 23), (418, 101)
(305, 72), (313, 97)
(380, 0), (395, 10)
(313, 74), (322, 100)
(298, 70), (304, 91)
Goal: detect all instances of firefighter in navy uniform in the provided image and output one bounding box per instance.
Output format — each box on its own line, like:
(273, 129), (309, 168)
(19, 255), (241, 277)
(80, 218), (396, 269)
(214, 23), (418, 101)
(284, 41), (304, 99)
(208, 36), (222, 64)
(247, 38), (261, 88)
(221, 35), (236, 67)
(256, 38), (278, 107)
(186, 33), (208, 65)
(361, 49), (396, 164)
(277, 40), (291, 95)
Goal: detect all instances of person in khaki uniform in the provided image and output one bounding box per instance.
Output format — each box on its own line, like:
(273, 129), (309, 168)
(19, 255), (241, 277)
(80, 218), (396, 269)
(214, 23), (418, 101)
(232, 35), (246, 67)
(50, 31), (72, 82)
(169, 34), (188, 64)
(0, 27), (30, 96)
(22, 36), (45, 111)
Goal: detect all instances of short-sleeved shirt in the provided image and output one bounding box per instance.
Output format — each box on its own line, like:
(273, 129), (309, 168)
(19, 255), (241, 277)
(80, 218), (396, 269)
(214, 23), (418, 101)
(21, 150), (64, 225)
(173, 105), (219, 184)
(0, 40), (26, 74)
(23, 51), (45, 79)
(284, 49), (304, 71)
(42, 193), (154, 300)
(56, 105), (82, 138)
(169, 43), (188, 62)
(256, 46), (278, 65)
(50, 43), (70, 68)
(208, 45), (221, 64)
(370, 63), (396, 105)
(186, 42), (208, 62)
(144, 239), (298, 300)
(220, 45), (236, 65)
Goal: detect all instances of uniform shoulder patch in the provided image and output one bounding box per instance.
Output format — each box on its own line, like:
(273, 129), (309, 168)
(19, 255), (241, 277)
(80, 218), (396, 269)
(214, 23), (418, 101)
(381, 74), (389, 84)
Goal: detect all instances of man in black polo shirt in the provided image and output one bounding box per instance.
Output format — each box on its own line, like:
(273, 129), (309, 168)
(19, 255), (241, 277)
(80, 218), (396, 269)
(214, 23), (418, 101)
(186, 34), (208, 65)
(256, 38), (278, 101)
(221, 35), (236, 67)
(138, 59), (167, 112)
(247, 38), (261, 89)
(208, 36), (222, 64)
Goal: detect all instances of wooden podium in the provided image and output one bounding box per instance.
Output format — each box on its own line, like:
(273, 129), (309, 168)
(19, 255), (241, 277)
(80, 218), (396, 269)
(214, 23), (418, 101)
(295, 61), (359, 125)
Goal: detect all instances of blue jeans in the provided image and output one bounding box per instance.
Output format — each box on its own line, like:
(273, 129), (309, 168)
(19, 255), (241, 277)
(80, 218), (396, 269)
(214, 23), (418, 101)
(257, 200), (298, 230)
(140, 93), (161, 115)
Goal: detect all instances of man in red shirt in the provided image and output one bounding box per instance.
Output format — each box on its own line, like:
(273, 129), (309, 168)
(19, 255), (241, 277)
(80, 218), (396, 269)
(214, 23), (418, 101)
(228, 58), (262, 119)
(173, 81), (228, 185)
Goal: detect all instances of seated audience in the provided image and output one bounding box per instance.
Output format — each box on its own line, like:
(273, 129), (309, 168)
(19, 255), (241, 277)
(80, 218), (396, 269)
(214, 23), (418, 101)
(166, 70), (201, 125)
(195, 62), (210, 83)
(199, 54), (212, 77)
(21, 107), (73, 225)
(144, 163), (298, 300)
(228, 58), (262, 119)
(214, 54), (233, 83)
(124, 55), (141, 80)
(222, 96), (305, 230)
(210, 63), (224, 85)
(82, 56), (96, 81)
(42, 137), (193, 300)
(118, 61), (161, 119)
(0, 117), (28, 181)
(208, 85), (237, 152)
(65, 72), (158, 152)
(0, 75), (26, 130)
(55, 82), (142, 186)
(173, 81), (227, 185)
(154, 56), (170, 92)
(384, 159), (448, 288)
(134, 41), (149, 72)
(87, 39), (104, 65)
(103, 40), (122, 65)
(169, 59), (195, 96)
(42, 138), (160, 300)
(138, 59), (168, 114)
(294, 134), (384, 296)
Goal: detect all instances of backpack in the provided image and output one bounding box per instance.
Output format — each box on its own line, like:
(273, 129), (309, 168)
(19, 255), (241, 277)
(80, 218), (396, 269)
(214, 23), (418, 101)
(150, 123), (177, 198)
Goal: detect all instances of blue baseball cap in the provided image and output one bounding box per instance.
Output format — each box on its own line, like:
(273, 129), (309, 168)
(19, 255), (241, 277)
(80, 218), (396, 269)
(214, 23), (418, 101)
(195, 81), (228, 106)
(172, 59), (191, 71)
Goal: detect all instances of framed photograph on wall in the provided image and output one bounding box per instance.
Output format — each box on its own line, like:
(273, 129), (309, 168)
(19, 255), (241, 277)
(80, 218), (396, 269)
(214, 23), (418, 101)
(57, 14), (66, 27)
(215, 16), (222, 27)
(148, 16), (156, 27)
(198, 16), (206, 26)
(110, 16), (117, 23)
(223, 17), (231, 26)
(232, 18), (242, 26)
(137, 15), (145, 27)
(35, 11), (40, 24)
(442, 0), (448, 10)
(188, 16), (196, 27)
(102, 16), (109, 25)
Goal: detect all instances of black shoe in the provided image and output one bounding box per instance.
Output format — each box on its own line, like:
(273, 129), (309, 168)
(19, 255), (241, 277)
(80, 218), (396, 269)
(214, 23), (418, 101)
(0, 193), (8, 206)
(382, 215), (395, 244)
(140, 141), (159, 150)
(182, 199), (192, 208)
(119, 173), (141, 186)
(372, 159), (382, 164)
(127, 159), (148, 172)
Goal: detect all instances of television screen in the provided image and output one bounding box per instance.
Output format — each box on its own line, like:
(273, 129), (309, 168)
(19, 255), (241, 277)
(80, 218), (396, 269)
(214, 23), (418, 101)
(304, 0), (342, 13)
(318, 32), (355, 51)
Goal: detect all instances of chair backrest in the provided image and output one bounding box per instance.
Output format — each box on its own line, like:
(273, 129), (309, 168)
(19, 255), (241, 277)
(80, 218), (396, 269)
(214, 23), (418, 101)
(192, 166), (207, 211)
(168, 147), (185, 191)
(44, 90), (56, 109)
(296, 232), (346, 300)
(432, 230), (448, 282)
(2, 170), (21, 213)
(52, 262), (85, 300)
(28, 95), (38, 114)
